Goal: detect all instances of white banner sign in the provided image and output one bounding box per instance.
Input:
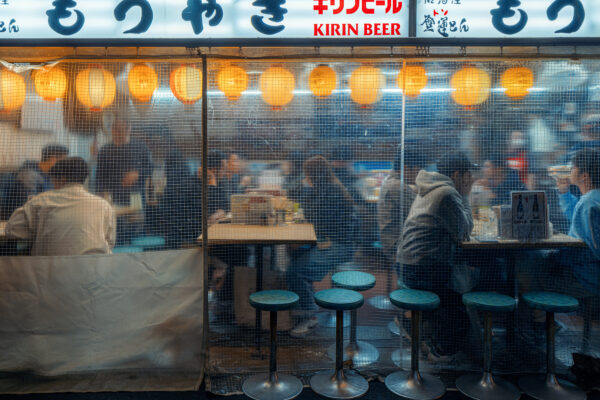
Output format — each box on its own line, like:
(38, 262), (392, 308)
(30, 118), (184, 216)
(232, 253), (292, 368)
(0, 0), (408, 39)
(417, 0), (598, 38)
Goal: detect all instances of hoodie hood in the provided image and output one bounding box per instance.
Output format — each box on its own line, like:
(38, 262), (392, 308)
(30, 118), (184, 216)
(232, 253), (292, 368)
(415, 170), (456, 197)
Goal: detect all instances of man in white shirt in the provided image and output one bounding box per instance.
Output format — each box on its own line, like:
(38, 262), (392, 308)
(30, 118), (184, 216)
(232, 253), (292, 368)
(6, 157), (116, 256)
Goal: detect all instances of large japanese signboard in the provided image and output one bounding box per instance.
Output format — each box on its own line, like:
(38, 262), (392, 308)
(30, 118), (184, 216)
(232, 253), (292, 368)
(417, 0), (597, 38)
(0, 0), (408, 39)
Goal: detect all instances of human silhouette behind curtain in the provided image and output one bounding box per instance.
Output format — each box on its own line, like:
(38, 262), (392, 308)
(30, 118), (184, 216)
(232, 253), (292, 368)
(286, 155), (356, 337)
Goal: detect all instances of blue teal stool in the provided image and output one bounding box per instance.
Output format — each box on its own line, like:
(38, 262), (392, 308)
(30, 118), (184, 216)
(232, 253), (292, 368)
(131, 236), (166, 250)
(388, 278), (409, 337)
(310, 289), (369, 399)
(456, 292), (520, 400)
(327, 271), (378, 367)
(385, 289), (445, 400)
(322, 263), (361, 329)
(112, 246), (144, 254)
(519, 292), (586, 400)
(242, 290), (303, 400)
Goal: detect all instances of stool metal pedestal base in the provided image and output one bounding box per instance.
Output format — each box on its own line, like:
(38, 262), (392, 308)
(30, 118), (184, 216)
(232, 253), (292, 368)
(519, 374), (586, 400)
(310, 369), (368, 400)
(391, 348), (412, 367)
(456, 373), (520, 400)
(243, 373), (303, 400)
(385, 370), (445, 400)
(368, 295), (395, 310)
(326, 340), (380, 367)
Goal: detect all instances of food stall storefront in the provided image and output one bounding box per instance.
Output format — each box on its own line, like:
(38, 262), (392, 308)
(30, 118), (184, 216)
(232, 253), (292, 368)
(0, 0), (599, 397)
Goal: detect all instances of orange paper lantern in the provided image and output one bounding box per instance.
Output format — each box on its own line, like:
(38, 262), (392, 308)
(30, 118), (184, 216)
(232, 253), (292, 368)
(217, 65), (248, 100)
(501, 67), (534, 99)
(450, 66), (491, 107)
(170, 65), (202, 105)
(397, 65), (428, 98)
(259, 66), (295, 107)
(128, 64), (158, 102)
(33, 66), (67, 102)
(349, 66), (384, 106)
(0, 69), (26, 111)
(309, 65), (337, 98)
(75, 66), (116, 111)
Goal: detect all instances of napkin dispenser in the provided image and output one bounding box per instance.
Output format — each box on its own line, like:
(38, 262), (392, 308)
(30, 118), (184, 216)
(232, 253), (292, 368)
(231, 194), (274, 225)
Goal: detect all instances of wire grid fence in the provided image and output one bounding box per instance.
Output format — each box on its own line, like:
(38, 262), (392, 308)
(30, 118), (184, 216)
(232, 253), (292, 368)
(0, 57), (597, 392)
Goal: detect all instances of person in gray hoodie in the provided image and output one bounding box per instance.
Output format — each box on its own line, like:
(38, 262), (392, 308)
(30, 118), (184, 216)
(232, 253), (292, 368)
(398, 151), (476, 357)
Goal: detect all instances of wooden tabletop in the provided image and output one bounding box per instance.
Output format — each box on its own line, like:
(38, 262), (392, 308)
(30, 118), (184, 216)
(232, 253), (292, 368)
(460, 233), (587, 250)
(0, 221), (6, 238)
(198, 223), (317, 245)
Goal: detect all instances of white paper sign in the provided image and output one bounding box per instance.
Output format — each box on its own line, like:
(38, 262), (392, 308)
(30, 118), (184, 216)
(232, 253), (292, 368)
(511, 191), (549, 241)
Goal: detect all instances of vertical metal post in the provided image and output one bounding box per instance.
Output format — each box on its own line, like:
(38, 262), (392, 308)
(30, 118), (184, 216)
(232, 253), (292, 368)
(409, 0), (417, 37)
(411, 310), (420, 373)
(201, 53), (210, 368)
(336, 310), (344, 372)
(350, 309), (357, 344)
(547, 311), (555, 376)
(483, 312), (492, 373)
(269, 311), (278, 383)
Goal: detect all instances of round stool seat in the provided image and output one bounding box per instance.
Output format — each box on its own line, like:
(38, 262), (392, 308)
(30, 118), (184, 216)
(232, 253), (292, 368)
(462, 292), (516, 313)
(523, 291), (579, 313)
(332, 271), (376, 292)
(390, 289), (440, 312)
(249, 290), (299, 312)
(112, 246), (144, 254)
(131, 236), (166, 249)
(314, 289), (364, 311)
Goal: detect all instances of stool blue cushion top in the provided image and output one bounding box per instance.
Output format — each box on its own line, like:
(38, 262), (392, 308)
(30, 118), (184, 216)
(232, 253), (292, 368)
(389, 289), (440, 311)
(332, 271), (376, 291)
(131, 236), (166, 248)
(523, 292), (579, 313)
(314, 289), (364, 311)
(462, 292), (516, 312)
(249, 290), (299, 311)
(112, 246), (144, 254)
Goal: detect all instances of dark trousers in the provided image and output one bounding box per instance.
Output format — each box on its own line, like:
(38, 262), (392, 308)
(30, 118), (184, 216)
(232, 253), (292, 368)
(402, 263), (469, 354)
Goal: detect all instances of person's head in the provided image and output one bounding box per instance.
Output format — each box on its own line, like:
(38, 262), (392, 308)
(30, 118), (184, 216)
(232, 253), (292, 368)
(394, 144), (426, 184)
(582, 114), (600, 140)
(111, 117), (131, 146)
(571, 148), (600, 194)
(226, 152), (242, 175)
(207, 150), (227, 174)
(509, 129), (528, 152)
(437, 151), (476, 196)
(483, 153), (507, 184)
(329, 145), (353, 168)
(39, 144), (68, 173)
(304, 155), (342, 189)
(48, 157), (89, 189)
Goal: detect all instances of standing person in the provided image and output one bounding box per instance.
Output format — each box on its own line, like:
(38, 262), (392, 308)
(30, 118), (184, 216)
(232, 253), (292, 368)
(398, 151), (476, 358)
(6, 157), (115, 256)
(95, 117), (152, 244)
(479, 153), (526, 206)
(1, 144), (68, 219)
(286, 156), (356, 337)
(377, 144), (424, 263)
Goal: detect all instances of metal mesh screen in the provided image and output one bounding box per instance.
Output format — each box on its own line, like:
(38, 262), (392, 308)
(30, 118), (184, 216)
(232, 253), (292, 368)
(0, 57), (597, 393)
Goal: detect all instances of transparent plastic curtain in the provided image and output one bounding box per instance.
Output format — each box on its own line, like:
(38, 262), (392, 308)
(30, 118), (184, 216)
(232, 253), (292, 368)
(0, 57), (597, 394)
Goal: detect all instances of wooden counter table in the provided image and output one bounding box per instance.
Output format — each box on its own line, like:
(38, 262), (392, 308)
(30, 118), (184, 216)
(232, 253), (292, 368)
(199, 223), (317, 356)
(460, 233), (586, 250)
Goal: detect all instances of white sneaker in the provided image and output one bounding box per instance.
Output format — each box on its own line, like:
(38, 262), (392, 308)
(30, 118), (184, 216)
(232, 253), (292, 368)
(290, 316), (318, 337)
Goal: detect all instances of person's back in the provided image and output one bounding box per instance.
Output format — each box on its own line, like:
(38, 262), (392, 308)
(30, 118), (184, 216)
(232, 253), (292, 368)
(6, 158), (115, 256)
(399, 170), (472, 266)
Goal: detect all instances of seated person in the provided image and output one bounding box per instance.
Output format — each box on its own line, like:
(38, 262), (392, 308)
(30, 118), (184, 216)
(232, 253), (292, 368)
(1, 144), (68, 219)
(478, 153), (526, 206)
(378, 144), (424, 263)
(6, 157), (115, 256)
(286, 156), (356, 337)
(398, 151), (475, 358)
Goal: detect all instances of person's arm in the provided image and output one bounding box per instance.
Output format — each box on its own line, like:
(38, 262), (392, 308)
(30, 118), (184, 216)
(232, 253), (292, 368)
(5, 203), (33, 241)
(137, 143), (153, 187)
(560, 192), (578, 222)
(106, 203), (116, 250)
(95, 149), (109, 195)
(440, 192), (472, 242)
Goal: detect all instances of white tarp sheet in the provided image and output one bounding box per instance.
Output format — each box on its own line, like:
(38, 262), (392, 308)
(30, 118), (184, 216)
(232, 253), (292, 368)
(0, 249), (204, 392)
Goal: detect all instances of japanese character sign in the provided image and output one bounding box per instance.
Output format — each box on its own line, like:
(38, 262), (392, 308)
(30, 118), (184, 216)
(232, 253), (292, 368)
(490, 0), (528, 35)
(47, 0), (84, 36)
(252, 0), (287, 35)
(182, 0), (223, 35)
(114, 0), (153, 34)
(547, 0), (585, 34)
